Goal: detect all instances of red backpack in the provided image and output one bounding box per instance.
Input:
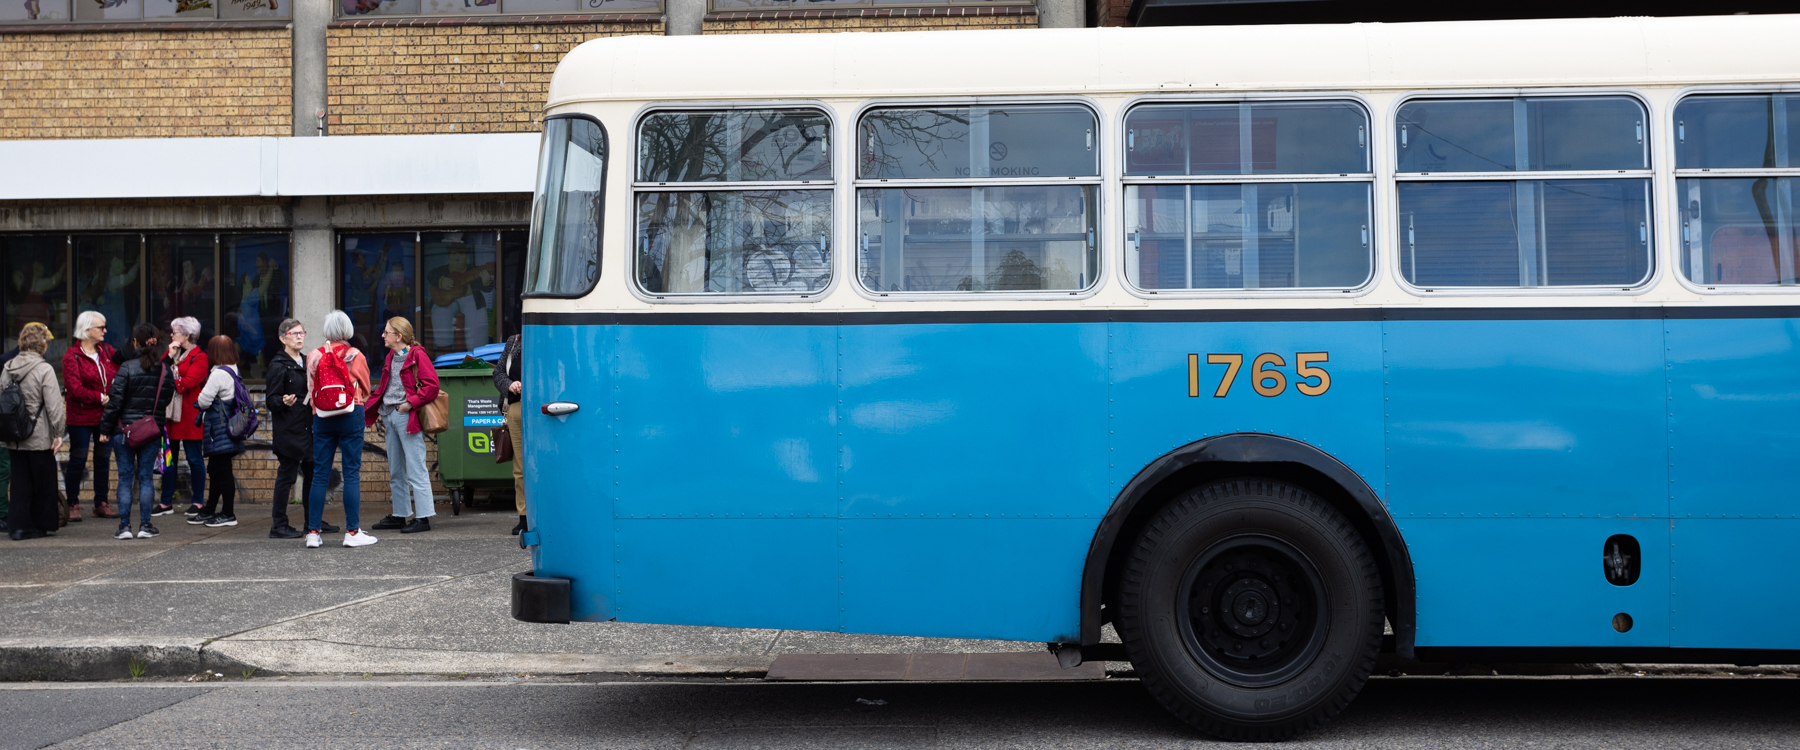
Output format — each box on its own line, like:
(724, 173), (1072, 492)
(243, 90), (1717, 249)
(312, 343), (357, 416)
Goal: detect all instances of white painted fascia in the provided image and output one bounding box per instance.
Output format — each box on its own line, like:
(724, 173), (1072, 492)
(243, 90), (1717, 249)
(0, 133), (540, 200)
(275, 133), (540, 196)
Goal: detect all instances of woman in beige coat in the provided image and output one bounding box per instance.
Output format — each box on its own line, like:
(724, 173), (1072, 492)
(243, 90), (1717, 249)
(5, 322), (66, 541)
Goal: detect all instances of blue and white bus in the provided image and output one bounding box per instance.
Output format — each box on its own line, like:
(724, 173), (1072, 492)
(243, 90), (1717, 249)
(510, 15), (1800, 739)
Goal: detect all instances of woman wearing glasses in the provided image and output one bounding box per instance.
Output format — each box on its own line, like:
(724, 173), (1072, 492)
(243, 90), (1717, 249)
(264, 319), (334, 539)
(62, 311), (117, 523)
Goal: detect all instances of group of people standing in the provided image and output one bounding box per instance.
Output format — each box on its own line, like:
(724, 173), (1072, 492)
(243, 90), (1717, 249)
(2, 308), (527, 547)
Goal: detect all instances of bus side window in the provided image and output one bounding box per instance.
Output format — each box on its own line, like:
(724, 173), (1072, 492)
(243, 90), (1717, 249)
(1395, 96), (1654, 290)
(1672, 94), (1800, 286)
(855, 104), (1101, 294)
(633, 108), (833, 296)
(1122, 100), (1374, 292)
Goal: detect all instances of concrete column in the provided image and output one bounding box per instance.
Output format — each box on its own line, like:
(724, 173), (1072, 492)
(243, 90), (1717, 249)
(292, 0), (332, 350)
(293, 0), (329, 136)
(1036, 0), (1082, 28)
(291, 197), (334, 353)
(664, 0), (703, 36)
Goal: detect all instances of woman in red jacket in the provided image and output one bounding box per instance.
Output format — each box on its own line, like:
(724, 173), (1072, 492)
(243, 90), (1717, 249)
(367, 317), (440, 534)
(158, 316), (209, 519)
(63, 311), (119, 522)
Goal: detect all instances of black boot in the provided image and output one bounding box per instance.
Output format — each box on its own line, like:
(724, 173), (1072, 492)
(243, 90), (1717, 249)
(512, 515), (526, 536)
(400, 517), (431, 534)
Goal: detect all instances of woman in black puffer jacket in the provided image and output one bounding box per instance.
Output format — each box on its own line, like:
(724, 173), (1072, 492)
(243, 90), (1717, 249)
(100, 324), (177, 539)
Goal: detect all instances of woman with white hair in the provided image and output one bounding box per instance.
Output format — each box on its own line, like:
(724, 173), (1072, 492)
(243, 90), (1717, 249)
(160, 316), (210, 519)
(62, 310), (118, 522)
(305, 310), (376, 549)
(6, 323), (66, 541)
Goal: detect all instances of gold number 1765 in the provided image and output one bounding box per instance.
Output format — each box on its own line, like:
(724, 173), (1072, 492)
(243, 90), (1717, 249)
(1189, 352), (1330, 398)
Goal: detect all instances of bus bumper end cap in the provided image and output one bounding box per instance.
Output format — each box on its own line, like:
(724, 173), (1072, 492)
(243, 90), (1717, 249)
(512, 572), (572, 624)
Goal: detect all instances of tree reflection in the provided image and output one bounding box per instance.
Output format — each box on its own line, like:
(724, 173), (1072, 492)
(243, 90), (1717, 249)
(637, 190), (829, 294)
(858, 109), (970, 179)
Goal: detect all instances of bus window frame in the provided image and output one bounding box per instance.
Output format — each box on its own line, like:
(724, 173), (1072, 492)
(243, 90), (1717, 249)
(525, 112), (609, 301)
(848, 95), (1109, 302)
(625, 100), (843, 304)
(1668, 84), (1800, 296)
(1114, 92), (1382, 301)
(1387, 87), (1662, 298)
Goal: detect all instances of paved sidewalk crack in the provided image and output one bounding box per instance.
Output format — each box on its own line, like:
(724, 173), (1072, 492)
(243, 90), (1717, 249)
(7, 528), (231, 609)
(201, 561), (529, 653)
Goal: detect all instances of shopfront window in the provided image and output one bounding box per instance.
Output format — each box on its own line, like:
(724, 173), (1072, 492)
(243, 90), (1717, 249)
(336, 0), (654, 19)
(1, 0), (289, 24)
(341, 233), (416, 366)
(712, 0), (1024, 10)
(2, 232), (289, 379)
(220, 235), (292, 379)
(421, 231), (498, 352)
(1, 235), (71, 364)
(340, 230), (528, 365)
(74, 235), (141, 352)
(148, 235), (218, 344)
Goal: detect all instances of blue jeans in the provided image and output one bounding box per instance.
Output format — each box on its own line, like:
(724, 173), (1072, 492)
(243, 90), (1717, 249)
(115, 438), (158, 527)
(159, 438), (205, 509)
(383, 407), (434, 519)
(308, 406), (364, 533)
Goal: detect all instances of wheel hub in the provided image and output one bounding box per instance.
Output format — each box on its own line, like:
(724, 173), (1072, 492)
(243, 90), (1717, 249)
(1224, 579), (1277, 635)
(1178, 535), (1329, 688)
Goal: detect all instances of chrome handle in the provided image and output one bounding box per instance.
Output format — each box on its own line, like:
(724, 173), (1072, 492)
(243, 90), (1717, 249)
(542, 402), (579, 417)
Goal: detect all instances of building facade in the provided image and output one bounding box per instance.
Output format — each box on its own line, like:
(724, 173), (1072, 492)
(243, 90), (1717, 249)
(0, 0), (1069, 507)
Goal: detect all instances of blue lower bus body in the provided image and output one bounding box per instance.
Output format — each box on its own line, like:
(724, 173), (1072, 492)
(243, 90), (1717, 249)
(521, 311), (1800, 652)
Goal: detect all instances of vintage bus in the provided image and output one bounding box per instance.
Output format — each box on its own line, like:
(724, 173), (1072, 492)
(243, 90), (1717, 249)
(509, 15), (1800, 739)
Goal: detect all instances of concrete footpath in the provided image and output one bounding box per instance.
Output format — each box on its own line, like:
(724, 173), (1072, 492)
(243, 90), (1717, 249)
(0, 506), (1043, 681)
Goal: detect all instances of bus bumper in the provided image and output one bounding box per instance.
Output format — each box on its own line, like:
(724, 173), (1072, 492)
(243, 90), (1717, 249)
(511, 572), (572, 624)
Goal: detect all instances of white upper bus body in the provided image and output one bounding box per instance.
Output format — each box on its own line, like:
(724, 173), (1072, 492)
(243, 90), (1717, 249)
(528, 14), (1800, 316)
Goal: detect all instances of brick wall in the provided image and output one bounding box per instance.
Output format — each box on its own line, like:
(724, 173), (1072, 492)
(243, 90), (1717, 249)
(703, 8), (1037, 34)
(325, 19), (660, 136)
(0, 28), (292, 139)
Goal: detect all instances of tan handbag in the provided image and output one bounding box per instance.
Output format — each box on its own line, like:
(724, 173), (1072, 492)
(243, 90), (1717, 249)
(419, 391), (449, 435)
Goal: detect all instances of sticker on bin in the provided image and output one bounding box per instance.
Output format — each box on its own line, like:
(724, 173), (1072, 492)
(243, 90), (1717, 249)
(465, 396), (505, 427)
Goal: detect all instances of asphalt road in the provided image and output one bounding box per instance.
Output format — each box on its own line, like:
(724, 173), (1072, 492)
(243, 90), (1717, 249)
(5, 675), (1799, 749)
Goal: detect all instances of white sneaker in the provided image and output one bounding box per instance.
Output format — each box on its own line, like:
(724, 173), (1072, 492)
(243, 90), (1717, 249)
(114, 528), (134, 540)
(342, 530), (378, 548)
(305, 532), (322, 548)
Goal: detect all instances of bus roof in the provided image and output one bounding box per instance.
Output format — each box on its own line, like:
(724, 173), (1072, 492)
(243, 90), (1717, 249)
(547, 14), (1800, 109)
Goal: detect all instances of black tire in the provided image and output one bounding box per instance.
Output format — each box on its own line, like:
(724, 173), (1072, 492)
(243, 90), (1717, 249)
(1117, 478), (1384, 741)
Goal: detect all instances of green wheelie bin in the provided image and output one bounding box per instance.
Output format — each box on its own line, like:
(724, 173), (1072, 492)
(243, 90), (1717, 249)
(432, 366), (514, 515)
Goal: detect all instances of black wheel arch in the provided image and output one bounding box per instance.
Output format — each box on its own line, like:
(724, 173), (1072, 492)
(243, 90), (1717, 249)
(1082, 433), (1415, 659)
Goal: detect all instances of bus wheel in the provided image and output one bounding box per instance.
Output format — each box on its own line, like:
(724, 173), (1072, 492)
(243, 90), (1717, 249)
(1118, 478), (1383, 741)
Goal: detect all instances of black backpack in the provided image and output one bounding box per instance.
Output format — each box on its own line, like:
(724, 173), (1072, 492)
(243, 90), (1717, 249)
(0, 364), (46, 444)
